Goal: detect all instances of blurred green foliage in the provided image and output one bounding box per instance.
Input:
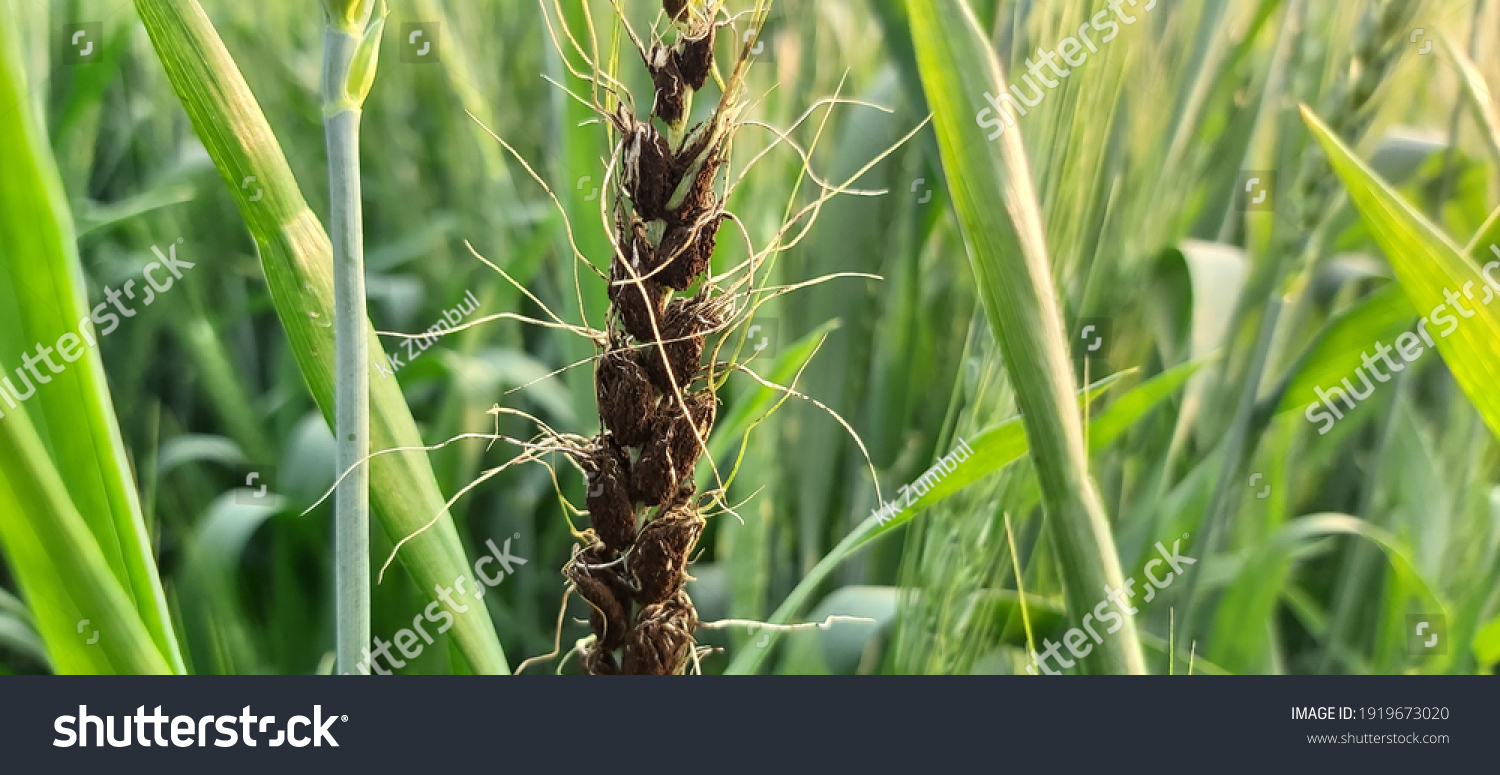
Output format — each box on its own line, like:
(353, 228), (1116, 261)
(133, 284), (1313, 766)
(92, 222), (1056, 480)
(1, 0), (1497, 675)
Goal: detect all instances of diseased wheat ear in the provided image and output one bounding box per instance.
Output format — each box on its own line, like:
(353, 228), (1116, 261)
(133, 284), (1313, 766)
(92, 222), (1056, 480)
(501, 0), (879, 675)
(557, 0), (747, 676)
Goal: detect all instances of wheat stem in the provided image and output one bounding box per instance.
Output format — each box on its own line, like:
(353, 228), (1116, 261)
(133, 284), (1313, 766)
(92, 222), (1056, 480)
(322, 0), (382, 675)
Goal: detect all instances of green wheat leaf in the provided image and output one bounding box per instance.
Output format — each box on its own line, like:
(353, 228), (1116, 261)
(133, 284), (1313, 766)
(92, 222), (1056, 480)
(1304, 104), (1500, 441)
(904, 0), (1143, 674)
(0, 10), (181, 674)
(725, 360), (1199, 675)
(134, 0), (509, 673)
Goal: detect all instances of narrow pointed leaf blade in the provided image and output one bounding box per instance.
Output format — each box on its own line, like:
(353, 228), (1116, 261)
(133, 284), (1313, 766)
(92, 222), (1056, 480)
(134, 0), (509, 673)
(0, 10), (181, 673)
(904, 0), (1143, 674)
(1303, 105), (1500, 440)
(724, 361), (1195, 674)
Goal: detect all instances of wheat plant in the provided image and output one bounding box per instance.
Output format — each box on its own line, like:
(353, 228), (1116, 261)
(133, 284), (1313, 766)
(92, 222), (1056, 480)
(2, 0), (1500, 678)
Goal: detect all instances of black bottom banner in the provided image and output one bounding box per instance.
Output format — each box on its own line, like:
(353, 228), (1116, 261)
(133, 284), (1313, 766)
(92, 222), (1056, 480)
(0, 676), (1490, 772)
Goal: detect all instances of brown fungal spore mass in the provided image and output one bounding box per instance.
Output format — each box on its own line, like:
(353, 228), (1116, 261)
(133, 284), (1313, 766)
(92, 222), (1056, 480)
(580, 435), (637, 552)
(631, 507), (706, 605)
(648, 45), (688, 126)
(678, 26), (716, 91)
(595, 344), (656, 448)
(620, 120), (678, 222)
(641, 299), (708, 393)
(571, 0), (743, 675)
(621, 590), (698, 676)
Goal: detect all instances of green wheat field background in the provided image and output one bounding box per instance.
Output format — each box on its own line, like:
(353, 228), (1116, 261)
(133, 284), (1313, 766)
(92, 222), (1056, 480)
(2, 0), (1499, 675)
